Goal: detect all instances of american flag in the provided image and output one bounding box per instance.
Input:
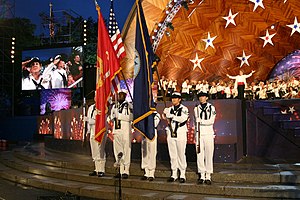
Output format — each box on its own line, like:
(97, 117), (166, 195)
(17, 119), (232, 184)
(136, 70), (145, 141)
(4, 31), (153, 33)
(108, 0), (126, 94)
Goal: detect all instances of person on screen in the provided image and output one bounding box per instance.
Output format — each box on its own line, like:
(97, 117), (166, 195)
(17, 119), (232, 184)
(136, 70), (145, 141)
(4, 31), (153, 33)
(68, 54), (83, 81)
(86, 92), (107, 177)
(21, 57), (51, 90)
(163, 92), (189, 183)
(67, 74), (76, 88)
(109, 91), (133, 179)
(194, 91), (216, 185)
(51, 55), (68, 89)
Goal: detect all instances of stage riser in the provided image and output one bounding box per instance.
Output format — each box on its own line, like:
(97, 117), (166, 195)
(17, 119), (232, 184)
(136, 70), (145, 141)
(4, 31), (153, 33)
(0, 150), (300, 199)
(44, 137), (237, 163)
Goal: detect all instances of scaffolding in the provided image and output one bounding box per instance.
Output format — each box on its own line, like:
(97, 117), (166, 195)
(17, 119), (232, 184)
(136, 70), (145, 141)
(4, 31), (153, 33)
(0, 0), (15, 117)
(39, 3), (84, 45)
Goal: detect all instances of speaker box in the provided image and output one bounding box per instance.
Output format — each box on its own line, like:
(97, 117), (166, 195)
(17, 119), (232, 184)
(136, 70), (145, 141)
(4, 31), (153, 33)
(83, 63), (96, 100)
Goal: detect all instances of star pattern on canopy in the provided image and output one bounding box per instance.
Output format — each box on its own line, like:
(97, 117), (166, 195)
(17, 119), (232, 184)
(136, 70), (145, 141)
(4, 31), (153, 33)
(289, 106), (296, 114)
(190, 53), (205, 71)
(249, 0), (265, 12)
(237, 50), (251, 67)
(286, 17), (300, 36)
(202, 32), (217, 49)
(222, 9), (239, 28)
(259, 30), (276, 47)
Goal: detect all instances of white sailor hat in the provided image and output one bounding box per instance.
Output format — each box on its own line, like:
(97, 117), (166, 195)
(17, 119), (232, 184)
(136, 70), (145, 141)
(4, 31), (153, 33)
(118, 89), (128, 95)
(28, 57), (41, 66)
(171, 92), (182, 98)
(197, 91), (209, 97)
(54, 54), (62, 60)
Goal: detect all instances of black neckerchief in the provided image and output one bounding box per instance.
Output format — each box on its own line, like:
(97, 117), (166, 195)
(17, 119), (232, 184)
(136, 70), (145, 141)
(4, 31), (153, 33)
(173, 104), (180, 111)
(32, 78), (45, 90)
(199, 103), (208, 120)
(200, 103), (207, 109)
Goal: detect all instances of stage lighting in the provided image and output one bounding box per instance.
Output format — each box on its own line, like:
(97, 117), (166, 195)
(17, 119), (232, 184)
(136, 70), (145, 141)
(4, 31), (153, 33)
(11, 37), (15, 63)
(83, 20), (87, 45)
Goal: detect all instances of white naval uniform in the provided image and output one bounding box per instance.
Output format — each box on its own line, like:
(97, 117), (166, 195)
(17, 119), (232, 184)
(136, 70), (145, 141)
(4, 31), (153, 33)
(141, 111), (161, 178)
(110, 101), (133, 175)
(51, 68), (67, 88)
(194, 102), (216, 180)
(163, 104), (189, 180)
(87, 104), (107, 173)
(22, 74), (50, 90)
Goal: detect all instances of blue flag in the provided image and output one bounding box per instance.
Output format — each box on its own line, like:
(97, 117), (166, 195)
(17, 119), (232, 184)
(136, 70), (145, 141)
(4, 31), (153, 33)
(132, 0), (156, 141)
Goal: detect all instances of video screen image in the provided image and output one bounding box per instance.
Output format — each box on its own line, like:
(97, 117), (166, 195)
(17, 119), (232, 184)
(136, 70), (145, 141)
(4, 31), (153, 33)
(21, 46), (83, 90)
(40, 89), (72, 115)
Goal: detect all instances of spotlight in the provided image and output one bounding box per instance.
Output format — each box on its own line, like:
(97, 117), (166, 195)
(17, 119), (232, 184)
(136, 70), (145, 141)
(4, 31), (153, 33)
(270, 24), (275, 29)
(83, 19), (87, 45)
(11, 37), (15, 63)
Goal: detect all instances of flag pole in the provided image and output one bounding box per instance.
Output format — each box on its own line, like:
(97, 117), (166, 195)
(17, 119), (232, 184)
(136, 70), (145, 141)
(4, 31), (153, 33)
(152, 60), (174, 135)
(119, 71), (133, 102)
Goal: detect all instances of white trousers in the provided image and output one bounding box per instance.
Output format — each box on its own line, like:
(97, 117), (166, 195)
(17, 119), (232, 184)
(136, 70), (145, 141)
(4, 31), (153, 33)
(141, 133), (157, 178)
(167, 137), (187, 179)
(113, 130), (131, 175)
(196, 135), (214, 180)
(90, 134), (107, 173)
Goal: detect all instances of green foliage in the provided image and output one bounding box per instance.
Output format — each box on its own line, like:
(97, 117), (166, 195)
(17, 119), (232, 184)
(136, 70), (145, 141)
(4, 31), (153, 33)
(0, 17), (39, 48)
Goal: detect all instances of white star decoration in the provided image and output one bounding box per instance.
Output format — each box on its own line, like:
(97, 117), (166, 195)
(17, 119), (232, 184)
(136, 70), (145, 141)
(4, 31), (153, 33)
(259, 30), (276, 47)
(286, 17), (300, 36)
(202, 32), (217, 49)
(237, 50), (251, 67)
(190, 53), (205, 71)
(249, 0), (265, 12)
(289, 106), (296, 114)
(223, 9), (239, 28)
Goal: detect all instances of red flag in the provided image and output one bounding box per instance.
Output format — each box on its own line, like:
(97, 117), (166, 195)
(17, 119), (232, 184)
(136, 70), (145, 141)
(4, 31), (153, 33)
(95, 5), (121, 143)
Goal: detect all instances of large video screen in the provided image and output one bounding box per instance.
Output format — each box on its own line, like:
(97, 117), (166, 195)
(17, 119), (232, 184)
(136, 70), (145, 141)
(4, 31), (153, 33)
(21, 46), (83, 90)
(40, 88), (72, 115)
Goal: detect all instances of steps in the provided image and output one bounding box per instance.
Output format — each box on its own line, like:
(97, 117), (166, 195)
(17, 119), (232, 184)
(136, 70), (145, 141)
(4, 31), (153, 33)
(0, 143), (300, 199)
(251, 100), (300, 139)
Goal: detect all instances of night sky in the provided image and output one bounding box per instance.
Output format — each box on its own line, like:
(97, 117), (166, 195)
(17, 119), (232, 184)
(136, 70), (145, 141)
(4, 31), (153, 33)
(14, 0), (135, 35)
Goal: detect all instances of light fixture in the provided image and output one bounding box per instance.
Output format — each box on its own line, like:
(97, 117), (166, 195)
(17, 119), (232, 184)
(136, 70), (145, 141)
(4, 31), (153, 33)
(83, 20), (87, 45)
(11, 37), (15, 63)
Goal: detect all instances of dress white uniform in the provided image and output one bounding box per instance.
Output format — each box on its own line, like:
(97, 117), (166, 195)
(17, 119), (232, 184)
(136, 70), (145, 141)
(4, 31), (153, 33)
(51, 68), (67, 88)
(22, 74), (50, 90)
(164, 104), (189, 180)
(141, 111), (161, 179)
(194, 102), (216, 181)
(110, 100), (133, 175)
(87, 104), (107, 174)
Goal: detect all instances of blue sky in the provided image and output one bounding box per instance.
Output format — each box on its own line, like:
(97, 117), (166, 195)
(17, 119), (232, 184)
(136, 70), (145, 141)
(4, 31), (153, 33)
(15, 0), (135, 35)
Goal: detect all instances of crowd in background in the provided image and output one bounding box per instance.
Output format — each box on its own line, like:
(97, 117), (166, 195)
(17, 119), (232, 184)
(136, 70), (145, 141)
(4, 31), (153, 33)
(157, 75), (300, 101)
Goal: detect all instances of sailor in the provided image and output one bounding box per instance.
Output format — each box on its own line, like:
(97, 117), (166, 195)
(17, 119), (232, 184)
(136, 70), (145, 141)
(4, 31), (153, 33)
(163, 92), (189, 183)
(141, 102), (161, 181)
(194, 91), (216, 185)
(110, 91), (133, 179)
(86, 92), (107, 177)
